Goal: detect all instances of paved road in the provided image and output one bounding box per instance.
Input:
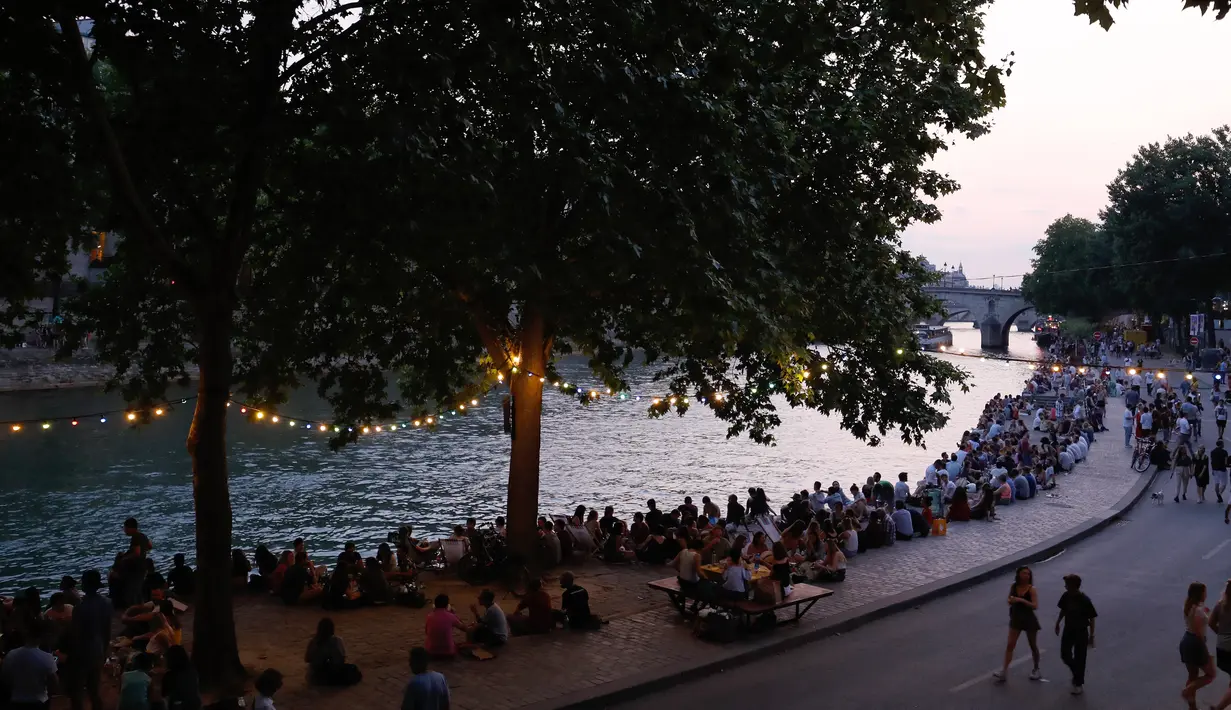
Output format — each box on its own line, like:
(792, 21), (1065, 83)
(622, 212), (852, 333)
(613, 479), (1231, 710)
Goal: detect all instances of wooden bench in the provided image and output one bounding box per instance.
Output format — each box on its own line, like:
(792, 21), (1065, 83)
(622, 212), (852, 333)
(647, 577), (832, 627)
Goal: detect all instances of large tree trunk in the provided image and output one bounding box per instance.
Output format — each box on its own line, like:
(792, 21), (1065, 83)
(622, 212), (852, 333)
(506, 310), (546, 561)
(186, 312), (245, 691)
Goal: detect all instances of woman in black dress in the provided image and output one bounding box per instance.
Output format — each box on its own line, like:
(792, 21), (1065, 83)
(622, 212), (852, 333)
(993, 566), (1042, 682)
(1194, 446), (1211, 503)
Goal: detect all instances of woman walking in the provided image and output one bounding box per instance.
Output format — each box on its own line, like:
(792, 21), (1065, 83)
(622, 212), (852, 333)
(1206, 580), (1231, 710)
(1195, 447), (1212, 503)
(1180, 582), (1215, 709)
(993, 566), (1042, 682)
(1175, 443), (1195, 503)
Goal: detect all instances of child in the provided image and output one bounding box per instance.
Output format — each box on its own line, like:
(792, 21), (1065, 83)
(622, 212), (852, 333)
(118, 653), (154, 710)
(1055, 574), (1097, 695)
(254, 668), (284, 710)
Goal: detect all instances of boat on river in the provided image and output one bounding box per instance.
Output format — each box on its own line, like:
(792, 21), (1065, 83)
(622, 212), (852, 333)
(913, 324), (954, 350)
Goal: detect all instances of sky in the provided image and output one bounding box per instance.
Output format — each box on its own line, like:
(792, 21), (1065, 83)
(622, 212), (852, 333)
(901, 0), (1231, 288)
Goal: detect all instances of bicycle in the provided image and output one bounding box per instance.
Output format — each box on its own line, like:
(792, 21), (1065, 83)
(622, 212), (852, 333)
(1131, 436), (1154, 472)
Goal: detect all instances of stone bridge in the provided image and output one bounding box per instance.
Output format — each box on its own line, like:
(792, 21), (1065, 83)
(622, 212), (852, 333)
(922, 285), (1035, 349)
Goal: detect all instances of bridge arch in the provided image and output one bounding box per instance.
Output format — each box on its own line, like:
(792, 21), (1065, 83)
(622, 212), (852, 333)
(999, 305), (1035, 343)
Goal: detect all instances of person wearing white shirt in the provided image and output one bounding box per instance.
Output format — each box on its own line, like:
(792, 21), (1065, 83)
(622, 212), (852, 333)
(1073, 403), (1084, 421)
(808, 482), (828, 513)
(924, 460), (941, 486)
(1140, 409), (1154, 436)
(894, 472), (911, 505)
(946, 455), (963, 480)
(988, 421), (1003, 439)
(941, 474), (957, 502)
(1131, 373), (1143, 389)
(1074, 437), (1088, 461)
(956, 449), (968, 465)
(1177, 414), (1192, 448)
(1123, 408), (1134, 447)
(1059, 450), (1075, 471)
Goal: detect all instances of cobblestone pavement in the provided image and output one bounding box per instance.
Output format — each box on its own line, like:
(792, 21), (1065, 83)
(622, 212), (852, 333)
(111, 396), (1149, 710)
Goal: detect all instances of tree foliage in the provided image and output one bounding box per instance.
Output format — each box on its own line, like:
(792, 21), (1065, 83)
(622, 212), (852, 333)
(4, 0), (1008, 681)
(1074, 0), (1230, 29)
(1102, 127), (1231, 321)
(1021, 215), (1123, 321)
(233, 0), (1006, 555)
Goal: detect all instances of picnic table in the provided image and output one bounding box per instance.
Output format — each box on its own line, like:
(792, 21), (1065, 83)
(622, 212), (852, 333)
(647, 576), (832, 628)
(699, 563), (770, 583)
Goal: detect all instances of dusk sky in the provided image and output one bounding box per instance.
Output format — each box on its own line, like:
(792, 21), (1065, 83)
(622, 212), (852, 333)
(901, 0), (1231, 288)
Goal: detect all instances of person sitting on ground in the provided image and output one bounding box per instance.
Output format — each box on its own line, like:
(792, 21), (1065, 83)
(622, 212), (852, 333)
(602, 522), (637, 563)
(305, 617), (362, 686)
(359, 557), (391, 605)
(59, 575), (82, 606)
(255, 544), (279, 579)
(720, 551), (751, 601)
(280, 552), (324, 605)
(971, 483), (997, 521)
(890, 501), (914, 541)
(645, 498), (664, 530)
(466, 590), (509, 648)
(702, 495), (722, 521)
(134, 600), (182, 656)
(402, 647), (450, 710)
(117, 651), (154, 710)
(376, 543), (395, 574)
(120, 589), (167, 638)
(424, 594), (466, 659)
(231, 549), (252, 590)
(539, 520), (563, 567)
(1013, 470), (1031, 501)
(161, 645), (202, 710)
(743, 531), (771, 562)
(812, 538), (847, 583)
(584, 510), (603, 545)
(671, 538), (704, 592)
(948, 485), (971, 522)
(44, 591), (73, 624)
(556, 571), (602, 630)
(598, 506), (618, 538)
(141, 559), (168, 602)
(326, 563), (363, 610)
(680, 496), (699, 522)
(167, 553), (196, 598)
(337, 541), (364, 571)
(996, 474), (1014, 505)
(508, 579), (553, 636)
(636, 525), (671, 565)
(629, 512), (650, 546)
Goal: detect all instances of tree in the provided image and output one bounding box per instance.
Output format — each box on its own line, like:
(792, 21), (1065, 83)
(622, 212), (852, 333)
(1101, 127), (1231, 345)
(237, 0), (1008, 559)
(1074, 0), (1230, 29)
(0, 18), (104, 346)
(0, 0), (365, 689)
(1021, 215), (1124, 321)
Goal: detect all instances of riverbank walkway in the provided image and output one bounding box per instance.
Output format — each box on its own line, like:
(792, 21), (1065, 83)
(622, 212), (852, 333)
(113, 397), (1153, 710)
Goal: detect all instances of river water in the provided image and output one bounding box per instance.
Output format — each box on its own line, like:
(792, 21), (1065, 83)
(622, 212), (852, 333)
(0, 326), (1040, 590)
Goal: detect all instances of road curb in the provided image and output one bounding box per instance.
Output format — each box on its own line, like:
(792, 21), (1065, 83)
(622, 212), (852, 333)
(537, 462), (1161, 710)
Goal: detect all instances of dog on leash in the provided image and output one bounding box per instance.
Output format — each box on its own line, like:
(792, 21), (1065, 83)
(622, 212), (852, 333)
(1150, 491), (1166, 506)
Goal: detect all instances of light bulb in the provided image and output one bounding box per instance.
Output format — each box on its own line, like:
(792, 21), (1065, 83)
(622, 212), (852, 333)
(41, 422), (51, 430)
(896, 348), (904, 355)
(459, 404), (466, 410)
(363, 426), (371, 434)
(426, 417), (435, 424)
(319, 425), (327, 431)
(100, 418), (107, 423)
(288, 421), (295, 427)
(154, 408), (164, 416)
(11, 424), (20, 432)
(471, 399), (478, 406)
(71, 420), (78, 426)
(255, 411), (265, 419)
(126, 412), (137, 421)
(271, 416), (279, 423)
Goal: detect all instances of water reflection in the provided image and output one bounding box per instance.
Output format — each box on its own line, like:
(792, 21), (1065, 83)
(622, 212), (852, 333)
(0, 325), (1039, 589)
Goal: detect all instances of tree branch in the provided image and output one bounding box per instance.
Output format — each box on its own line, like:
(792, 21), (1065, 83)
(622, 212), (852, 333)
(219, 0), (299, 286)
(456, 290), (510, 367)
(53, 13), (201, 294)
(293, 0), (369, 38)
(280, 14), (366, 83)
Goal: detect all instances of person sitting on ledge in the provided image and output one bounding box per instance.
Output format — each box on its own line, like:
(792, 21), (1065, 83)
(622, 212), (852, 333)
(304, 617), (362, 686)
(720, 551), (751, 601)
(359, 558), (390, 605)
(636, 525), (671, 565)
(279, 552), (324, 605)
(326, 564), (363, 610)
(166, 554), (196, 598)
(602, 522), (637, 563)
(231, 549), (252, 591)
(970, 484), (997, 521)
(890, 501), (914, 541)
(947, 485), (971, 522)
(743, 531), (771, 563)
(811, 538), (847, 583)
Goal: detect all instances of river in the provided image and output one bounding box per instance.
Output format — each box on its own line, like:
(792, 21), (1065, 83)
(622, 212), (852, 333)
(0, 325), (1040, 590)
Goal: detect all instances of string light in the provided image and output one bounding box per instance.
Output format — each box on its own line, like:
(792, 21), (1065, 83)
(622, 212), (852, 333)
(271, 416), (279, 423)
(154, 408), (164, 416)
(41, 422), (50, 430)
(126, 412), (137, 422)
(11, 424), (20, 432)
(255, 411), (265, 420)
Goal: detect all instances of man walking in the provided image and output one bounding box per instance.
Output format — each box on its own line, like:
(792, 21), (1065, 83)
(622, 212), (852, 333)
(1217, 400), (1228, 440)
(1213, 440), (1230, 505)
(1056, 573), (1097, 695)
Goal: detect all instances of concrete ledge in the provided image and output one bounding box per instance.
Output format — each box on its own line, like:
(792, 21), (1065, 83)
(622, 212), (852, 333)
(537, 464), (1161, 710)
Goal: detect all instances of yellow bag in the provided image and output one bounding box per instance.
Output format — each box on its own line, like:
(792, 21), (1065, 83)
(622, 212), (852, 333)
(931, 519), (948, 536)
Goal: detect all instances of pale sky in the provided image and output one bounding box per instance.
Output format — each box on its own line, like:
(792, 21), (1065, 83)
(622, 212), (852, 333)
(902, 0), (1231, 288)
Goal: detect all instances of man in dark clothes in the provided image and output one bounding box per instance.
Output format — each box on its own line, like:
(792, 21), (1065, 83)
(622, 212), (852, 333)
(1055, 573), (1097, 696)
